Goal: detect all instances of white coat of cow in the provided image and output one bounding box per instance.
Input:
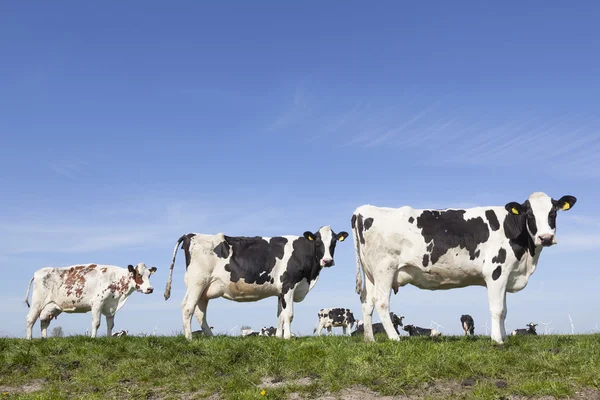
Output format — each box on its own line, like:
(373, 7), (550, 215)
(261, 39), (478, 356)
(352, 192), (576, 344)
(25, 263), (156, 339)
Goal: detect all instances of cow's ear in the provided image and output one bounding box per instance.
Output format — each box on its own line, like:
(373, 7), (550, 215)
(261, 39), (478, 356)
(127, 265), (135, 274)
(303, 231), (316, 241)
(553, 195), (577, 211)
(149, 267), (157, 275)
(505, 202), (524, 215)
(337, 231), (349, 242)
(503, 209), (525, 240)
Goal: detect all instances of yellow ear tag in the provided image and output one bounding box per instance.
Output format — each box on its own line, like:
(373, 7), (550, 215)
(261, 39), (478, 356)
(338, 236), (345, 242)
(307, 236), (314, 241)
(511, 207), (519, 215)
(562, 203), (571, 210)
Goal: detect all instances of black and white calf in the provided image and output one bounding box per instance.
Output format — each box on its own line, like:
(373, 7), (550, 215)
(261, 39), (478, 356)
(351, 312), (404, 336)
(352, 192), (576, 344)
(164, 226), (348, 340)
(511, 323), (538, 336)
(313, 308), (356, 336)
(260, 326), (277, 336)
(112, 330), (129, 337)
(461, 314), (475, 336)
(403, 324), (441, 337)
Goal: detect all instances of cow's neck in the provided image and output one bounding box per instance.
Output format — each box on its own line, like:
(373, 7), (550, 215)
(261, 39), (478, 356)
(510, 233), (542, 277)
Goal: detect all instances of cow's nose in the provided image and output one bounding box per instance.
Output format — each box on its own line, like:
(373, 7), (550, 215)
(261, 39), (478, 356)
(146, 288), (154, 294)
(538, 234), (555, 247)
(321, 259), (334, 267)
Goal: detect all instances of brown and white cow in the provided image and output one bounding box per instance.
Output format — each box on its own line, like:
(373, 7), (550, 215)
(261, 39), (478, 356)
(25, 263), (156, 339)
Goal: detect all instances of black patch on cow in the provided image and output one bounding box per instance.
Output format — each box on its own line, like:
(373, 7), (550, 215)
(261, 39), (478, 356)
(416, 210), (490, 265)
(223, 236), (288, 284)
(213, 241), (230, 258)
(548, 207), (557, 229)
(473, 250), (480, 260)
(426, 242), (433, 252)
(179, 233), (196, 269)
(492, 248), (506, 264)
(351, 214), (357, 229)
(279, 294), (286, 310)
(408, 217), (415, 224)
(422, 254), (429, 267)
(328, 308), (346, 324)
(485, 210), (500, 231)
(523, 200), (538, 236)
(503, 211), (536, 260)
(280, 237), (322, 297)
(364, 218), (374, 231)
(492, 266), (502, 281)
(356, 214), (365, 244)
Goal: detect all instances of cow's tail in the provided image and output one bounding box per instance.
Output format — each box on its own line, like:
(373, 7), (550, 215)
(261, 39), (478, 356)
(352, 213), (364, 296)
(164, 235), (186, 301)
(24, 276), (34, 308)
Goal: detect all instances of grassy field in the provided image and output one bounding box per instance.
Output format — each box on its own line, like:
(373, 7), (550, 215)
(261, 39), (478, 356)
(1, 334), (599, 400)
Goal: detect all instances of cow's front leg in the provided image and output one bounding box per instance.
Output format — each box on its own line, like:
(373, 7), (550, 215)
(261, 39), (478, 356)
(342, 325), (347, 335)
(277, 293), (294, 339)
(90, 304), (103, 338)
(106, 315), (115, 337)
(486, 280), (507, 344)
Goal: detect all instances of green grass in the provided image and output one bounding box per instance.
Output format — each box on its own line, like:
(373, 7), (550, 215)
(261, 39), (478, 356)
(1, 334), (599, 399)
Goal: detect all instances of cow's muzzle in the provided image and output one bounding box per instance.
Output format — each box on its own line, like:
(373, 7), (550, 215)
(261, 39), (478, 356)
(321, 259), (334, 267)
(538, 234), (555, 247)
(146, 288), (154, 294)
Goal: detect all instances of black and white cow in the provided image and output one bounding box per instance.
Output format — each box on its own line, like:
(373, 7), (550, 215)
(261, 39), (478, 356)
(511, 323), (538, 336)
(403, 324), (441, 337)
(461, 314), (475, 336)
(112, 329), (129, 337)
(164, 226), (348, 340)
(260, 326), (277, 336)
(351, 312), (404, 336)
(352, 192), (576, 344)
(313, 308), (356, 336)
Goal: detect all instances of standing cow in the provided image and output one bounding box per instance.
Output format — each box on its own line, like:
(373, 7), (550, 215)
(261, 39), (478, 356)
(164, 226), (348, 340)
(25, 263), (156, 339)
(352, 192), (576, 344)
(461, 314), (475, 336)
(313, 308), (356, 336)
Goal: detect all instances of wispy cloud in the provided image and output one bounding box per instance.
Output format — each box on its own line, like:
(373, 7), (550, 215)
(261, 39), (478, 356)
(49, 160), (89, 180)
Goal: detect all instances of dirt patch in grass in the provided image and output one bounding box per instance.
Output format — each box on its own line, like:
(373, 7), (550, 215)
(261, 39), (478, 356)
(0, 379), (46, 395)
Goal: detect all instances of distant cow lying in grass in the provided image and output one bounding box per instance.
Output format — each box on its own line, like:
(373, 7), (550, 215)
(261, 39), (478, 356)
(403, 324), (442, 337)
(112, 330), (128, 337)
(511, 323), (538, 336)
(260, 326), (277, 336)
(352, 313), (404, 336)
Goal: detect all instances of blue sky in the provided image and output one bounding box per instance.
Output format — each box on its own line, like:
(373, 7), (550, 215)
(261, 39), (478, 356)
(1, 1), (599, 338)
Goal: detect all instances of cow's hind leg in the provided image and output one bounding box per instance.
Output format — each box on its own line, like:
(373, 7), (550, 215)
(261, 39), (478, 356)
(181, 280), (208, 340)
(193, 298), (213, 336)
(361, 276), (376, 342)
(105, 314), (115, 337)
(373, 265), (400, 341)
(25, 306), (42, 340)
(39, 303), (62, 339)
(90, 304), (103, 338)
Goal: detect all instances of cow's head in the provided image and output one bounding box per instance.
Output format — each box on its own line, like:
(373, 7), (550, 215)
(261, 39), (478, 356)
(390, 313), (405, 328)
(303, 226), (349, 267)
(402, 324), (416, 334)
(128, 263), (157, 294)
(504, 192), (576, 247)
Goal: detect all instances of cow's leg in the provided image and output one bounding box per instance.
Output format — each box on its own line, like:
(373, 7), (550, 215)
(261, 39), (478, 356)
(25, 306), (42, 340)
(327, 326), (332, 335)
(342, 325), (347, 335)
(276, 295), (285, 338)
(277, 293), (294, 339)
(361, 276), (376, 342)
(39, 304), (61, 339)
(316, 320), (324, 336)
(106, 314), (115, 337)
(373, 268), (400, 341)
(90, 304), (103, 338)
(486, 280), (508, 344)
(181, 282), (206, 340)
(194, 298), (213, 336)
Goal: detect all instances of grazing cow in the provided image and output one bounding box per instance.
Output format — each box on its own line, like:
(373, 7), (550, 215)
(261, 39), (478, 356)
(351, 192), (576, 344)
(511, 323), (538, 336)
(313, 308), (356, 336)
(461, 314), (475, 336)
(164, 226), (349, 340)
(25, 263), (156, 339)
(260, 326), (277, 336)
(112, 329), (129, 337)
(403, 324), (441, 337)
(351, 312), (404, 336)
